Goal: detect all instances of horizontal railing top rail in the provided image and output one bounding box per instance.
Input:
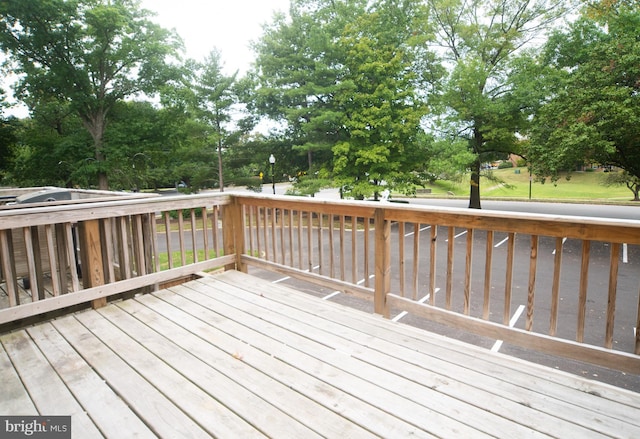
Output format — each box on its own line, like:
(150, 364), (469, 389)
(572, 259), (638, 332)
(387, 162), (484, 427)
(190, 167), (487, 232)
(0, 193), (233, 228)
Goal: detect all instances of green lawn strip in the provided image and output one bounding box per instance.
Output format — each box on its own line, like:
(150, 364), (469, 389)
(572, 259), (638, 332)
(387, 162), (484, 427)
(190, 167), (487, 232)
(157, 249), (221, 270)
(411, 168), (634, 201)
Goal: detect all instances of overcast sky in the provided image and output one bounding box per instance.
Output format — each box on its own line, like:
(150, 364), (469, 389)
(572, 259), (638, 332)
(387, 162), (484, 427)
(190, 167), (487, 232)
(141, 0), (291, 73)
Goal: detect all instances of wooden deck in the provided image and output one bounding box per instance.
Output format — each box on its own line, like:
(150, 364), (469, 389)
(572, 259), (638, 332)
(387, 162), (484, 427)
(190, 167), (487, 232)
(1, 270), (639, 438)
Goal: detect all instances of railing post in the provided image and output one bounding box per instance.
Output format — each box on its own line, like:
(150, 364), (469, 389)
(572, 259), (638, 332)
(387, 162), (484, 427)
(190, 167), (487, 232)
(78, 219), (106, 308)
(374, 207), (390, 318)
(223, 197), (246, 272)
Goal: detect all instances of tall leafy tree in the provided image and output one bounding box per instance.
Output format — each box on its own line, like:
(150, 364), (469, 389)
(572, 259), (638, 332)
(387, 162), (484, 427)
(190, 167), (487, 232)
(252, 0), (366, 171)
(333, 0), (434, 199)
(528, 2), (640, 199)
(0, 0), (182, 189)
(188, 50), (238, 192)
(426, 0), (569, 208)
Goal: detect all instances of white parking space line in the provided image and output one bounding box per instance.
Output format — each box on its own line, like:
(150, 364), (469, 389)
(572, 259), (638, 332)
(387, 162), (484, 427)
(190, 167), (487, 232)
(446, 230), (468, 242)
(491, 304), (525, 352)
(404, 225), (432, 237)
(494, 237), (509, 248)
(552, 237), (567, 255)
(623, 243), (628, 263)
(392, 288), (440, 322)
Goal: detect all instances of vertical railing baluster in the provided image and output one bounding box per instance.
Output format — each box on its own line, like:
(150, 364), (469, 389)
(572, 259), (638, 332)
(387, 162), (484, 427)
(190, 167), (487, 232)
(163, 212), (173, 270)
(279, 208), (285, 264)
(412, 223), (420, 300)
(288, 210), (294, 267)
(212, 207), (220, 257)
(429, 225), (437, 306)
(271, 207), (277, 263)
(577, 241), (591, 342)
(526, 235), (539, 331)
(247, 205), (254, 258)
(190, 209), (198, 264)
(307, 211), (313, 272)
(503, 233), (515, 325)
(446, 227), (454, 310)
(45, 224), (60, 297)
(177, 211), (186, 266)
(351, 216), (357, 284)
(102, 218), (116, 283)
(54, 224), (69, 294)
(261, 207), (268, 260)
(66, 223), (80, 291)
(483, 230), (493, 320)
(464, 229), (474, 315)
(398, 222), (405, 297)
(23, 227), (43, 301)
(0, 229), (19, 306)
(202, 206), (209, 260)
(364, 216), (371, 289)
(339, 215), (345, 281)
(297, 210), (303, 270)
(549, 237), (563, 336)
(317, 213), (323, 275)
(605, 243), (620, 349)
(328, 214), (335, 278)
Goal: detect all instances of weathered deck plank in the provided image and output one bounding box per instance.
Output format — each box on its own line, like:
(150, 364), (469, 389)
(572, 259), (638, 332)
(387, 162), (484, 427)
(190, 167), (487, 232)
(0, 270), (638, 438)
(0, 330), (104, 438)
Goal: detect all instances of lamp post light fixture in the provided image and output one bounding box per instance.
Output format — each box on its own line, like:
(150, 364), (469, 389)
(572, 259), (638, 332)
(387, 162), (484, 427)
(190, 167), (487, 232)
(269, 154), (276, 194)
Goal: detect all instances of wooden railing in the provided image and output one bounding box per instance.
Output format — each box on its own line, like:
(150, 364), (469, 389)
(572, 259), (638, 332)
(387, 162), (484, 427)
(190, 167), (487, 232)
(230, 195), (640, 374)
(0, 194), (235, 325)
(1, 192), (639, 374)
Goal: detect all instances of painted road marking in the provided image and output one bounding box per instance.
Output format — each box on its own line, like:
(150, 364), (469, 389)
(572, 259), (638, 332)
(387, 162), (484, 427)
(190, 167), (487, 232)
(495, 237), (509, 248)
(552, 237), (567, 255)
(404, 225), (432, 237)
(491, 304), (525, 352)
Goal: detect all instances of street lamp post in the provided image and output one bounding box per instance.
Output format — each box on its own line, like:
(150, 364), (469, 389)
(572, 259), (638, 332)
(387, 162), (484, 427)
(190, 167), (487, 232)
(269, 154), (276, 194)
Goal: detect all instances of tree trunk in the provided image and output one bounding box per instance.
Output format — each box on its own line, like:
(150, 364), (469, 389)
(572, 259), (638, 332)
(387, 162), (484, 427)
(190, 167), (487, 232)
(81, 110), (108, 190)
(469, 157), (482, 209)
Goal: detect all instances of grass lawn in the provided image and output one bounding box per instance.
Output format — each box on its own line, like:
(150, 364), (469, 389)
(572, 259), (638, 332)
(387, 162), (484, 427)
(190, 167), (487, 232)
(423, 168), (635, 202)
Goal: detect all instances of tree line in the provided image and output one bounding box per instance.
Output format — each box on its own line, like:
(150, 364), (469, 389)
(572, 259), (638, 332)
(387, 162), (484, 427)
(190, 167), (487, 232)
(1, 0), (638, 207)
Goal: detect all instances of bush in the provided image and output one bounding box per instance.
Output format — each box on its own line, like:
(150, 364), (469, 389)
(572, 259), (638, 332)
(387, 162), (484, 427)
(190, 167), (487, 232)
(169, 207), (203, 220)
(498, 161), (514, 169)
(231, 176), (263, 193)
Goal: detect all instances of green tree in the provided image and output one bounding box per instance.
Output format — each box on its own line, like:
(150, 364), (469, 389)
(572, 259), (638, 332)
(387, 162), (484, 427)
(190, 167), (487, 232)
(426, 0), (569, 208)
(0, 0), (182, 189)
(251, 0), (366, 171)
(333, 0), (433, 199)
(0, 90), (18, 181)
(528, 3), (640, 198)
(187, 50), (238, 192)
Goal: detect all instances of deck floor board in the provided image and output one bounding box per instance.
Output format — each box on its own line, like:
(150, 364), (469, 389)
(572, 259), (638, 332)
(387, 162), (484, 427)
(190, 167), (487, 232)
(1, 269), (639, 438)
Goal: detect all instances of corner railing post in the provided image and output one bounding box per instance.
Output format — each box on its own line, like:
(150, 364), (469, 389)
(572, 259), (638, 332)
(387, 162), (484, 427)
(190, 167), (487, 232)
(223, 196), (246, 272)
(374, 207), (390, 318)
(78, 219), (106, 308)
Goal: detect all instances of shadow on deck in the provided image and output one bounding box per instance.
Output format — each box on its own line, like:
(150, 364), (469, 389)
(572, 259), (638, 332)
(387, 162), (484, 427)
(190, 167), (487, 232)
(2, 270), (638, 438)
